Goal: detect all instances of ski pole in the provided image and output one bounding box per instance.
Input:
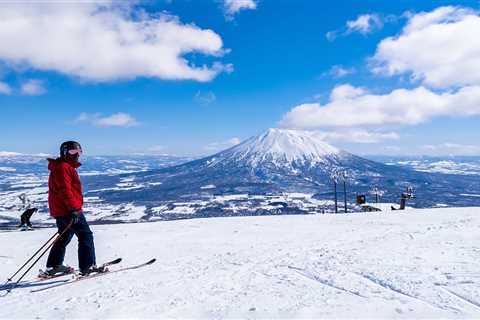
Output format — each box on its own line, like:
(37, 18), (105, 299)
(6, 221), (73, 292)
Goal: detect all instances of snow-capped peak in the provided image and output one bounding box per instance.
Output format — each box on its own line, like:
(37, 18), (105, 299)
(217, 128), (342, 166)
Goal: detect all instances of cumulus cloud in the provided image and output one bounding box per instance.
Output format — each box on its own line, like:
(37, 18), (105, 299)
(0, 2), (231, 82)
(76, 112), (139, 128)
(318, 6), (480, 145)
(326, 13), (383, 41)
(0, 81), (12, 95)
(20, 79), (46, 95)
(421, 143), (480, 156)
(280, 84), (480, 129)
(204, 137), (241, 152)
(194, 91), (216, 105)
(372, 6), (480, 88)
(224, 0), (257, 19)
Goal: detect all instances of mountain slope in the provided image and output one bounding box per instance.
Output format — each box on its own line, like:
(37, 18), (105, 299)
(92, 129), (480, 211)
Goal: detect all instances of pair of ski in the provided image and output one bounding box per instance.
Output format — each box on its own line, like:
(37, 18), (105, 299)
(37, 258), (123, 281)
(31, 257), (156, 293)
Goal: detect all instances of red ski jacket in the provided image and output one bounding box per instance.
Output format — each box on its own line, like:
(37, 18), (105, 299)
(47, 158), (83, 217)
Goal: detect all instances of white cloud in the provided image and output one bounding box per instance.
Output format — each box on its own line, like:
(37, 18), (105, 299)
(20, 79), (46, 95)
(76, 112), (139, 128)
(327, 65), (355, 78)
(329, 84), (366, 100)
(280, 84), (480, 129)
(204, 137), (241, 152)
(224, 0), (257, 18)
(0, 2), (231, 82)
(194, 91), (216, 105)
(326, 13), (383, 41)
(318, 6), (480, 146)
(372, 6), (480, 88)
(346, 14), (383, 34)
(421, 143), (480, 156)
(0, 81), (12, 95)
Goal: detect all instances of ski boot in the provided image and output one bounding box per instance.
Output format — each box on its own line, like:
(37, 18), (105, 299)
(38, 265), (75, 279)
(79, 265), (108, 276)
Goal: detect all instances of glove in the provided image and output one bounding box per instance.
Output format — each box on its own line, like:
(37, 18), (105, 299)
(70, 210), (80, 224)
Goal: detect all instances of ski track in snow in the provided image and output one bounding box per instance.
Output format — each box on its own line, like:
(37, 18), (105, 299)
(1, 207), (480, 318)
(439, 287), (480, 311)
(287, 265), (367, 298)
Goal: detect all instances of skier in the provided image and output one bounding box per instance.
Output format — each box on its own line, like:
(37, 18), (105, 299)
(43, 141), (104, 276)
(19, 208), (38, 230)
(18, 193), (37, 230)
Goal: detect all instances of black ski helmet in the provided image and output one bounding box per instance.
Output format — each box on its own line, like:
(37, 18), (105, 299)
(60, 141), (82, 157)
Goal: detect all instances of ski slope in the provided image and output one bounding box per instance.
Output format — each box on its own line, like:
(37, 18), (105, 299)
(1, 207), (480, 319)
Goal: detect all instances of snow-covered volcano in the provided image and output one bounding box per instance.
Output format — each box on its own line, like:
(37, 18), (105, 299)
(183, 128), (357, 184)
(188, 128), (391, 176)
(213, 128), (342, 167)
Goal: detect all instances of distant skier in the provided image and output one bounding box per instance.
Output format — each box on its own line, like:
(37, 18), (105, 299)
(43, 141), (103, 276)
(18, 193), (37, 230)
(19, 208), (38, 230)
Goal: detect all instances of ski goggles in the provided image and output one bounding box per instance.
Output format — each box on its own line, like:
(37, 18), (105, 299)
(67, 148), (82, 156)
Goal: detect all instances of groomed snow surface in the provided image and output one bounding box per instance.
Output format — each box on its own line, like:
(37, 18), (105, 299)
(1, 207), (480, 319)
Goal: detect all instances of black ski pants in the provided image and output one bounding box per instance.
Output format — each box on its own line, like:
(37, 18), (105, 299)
(46, 214), (96, 271)
(20, 208), (37, 227)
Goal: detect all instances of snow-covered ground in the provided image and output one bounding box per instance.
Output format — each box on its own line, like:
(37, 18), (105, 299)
(1, 207), (480, 319)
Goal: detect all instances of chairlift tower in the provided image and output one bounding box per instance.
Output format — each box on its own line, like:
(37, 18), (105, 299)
(369, 186), (385, 204)
(331, 170), (348, 213)
(331, 172), (338, 213)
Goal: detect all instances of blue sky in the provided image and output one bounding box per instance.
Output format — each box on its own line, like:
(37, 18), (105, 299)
(0, 0), (479, 156)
